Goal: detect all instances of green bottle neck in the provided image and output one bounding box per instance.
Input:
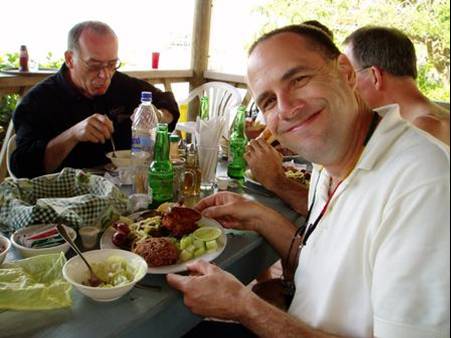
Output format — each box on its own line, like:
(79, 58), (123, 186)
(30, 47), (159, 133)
(231, 109), (246, 138)
(154, 132), (170, 161)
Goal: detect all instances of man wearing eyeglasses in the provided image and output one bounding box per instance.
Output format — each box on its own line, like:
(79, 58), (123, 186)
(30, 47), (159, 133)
(167, 25), (449, 338)
(11, 21), (179, 178)
(343, 26), (449, 145)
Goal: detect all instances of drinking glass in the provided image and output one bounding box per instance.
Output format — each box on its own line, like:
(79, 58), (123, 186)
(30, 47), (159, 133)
(198, 145), (219, 190)
(151, 52), (160, 69)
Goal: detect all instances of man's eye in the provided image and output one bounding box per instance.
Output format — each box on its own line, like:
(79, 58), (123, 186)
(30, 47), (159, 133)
(260, 98), (276, 112)
(293, 76), (310, 87)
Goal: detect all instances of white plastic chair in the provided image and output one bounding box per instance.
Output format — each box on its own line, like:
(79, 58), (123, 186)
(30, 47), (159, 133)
(6, 133), (17, 179)
(176, 81), (242, 136)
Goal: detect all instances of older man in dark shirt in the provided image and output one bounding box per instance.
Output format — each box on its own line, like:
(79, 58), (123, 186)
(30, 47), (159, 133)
(12, 21), (179, 178)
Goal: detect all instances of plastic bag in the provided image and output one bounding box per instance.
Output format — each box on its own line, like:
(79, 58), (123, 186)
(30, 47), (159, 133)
(0, 253), (72, 310)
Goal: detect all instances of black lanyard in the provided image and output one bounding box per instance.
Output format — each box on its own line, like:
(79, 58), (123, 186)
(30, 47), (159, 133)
(282, 112), (380, 282)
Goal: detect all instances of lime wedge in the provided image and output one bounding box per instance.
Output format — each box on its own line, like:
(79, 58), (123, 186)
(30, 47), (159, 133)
(193, 226), (221, 242)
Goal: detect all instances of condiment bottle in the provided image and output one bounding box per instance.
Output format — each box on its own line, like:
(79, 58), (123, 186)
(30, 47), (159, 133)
(19, 45), (29, 72)
(227, 106), (248, 179)
(184, 144), (201, 196)
(148, 123), (173, 206)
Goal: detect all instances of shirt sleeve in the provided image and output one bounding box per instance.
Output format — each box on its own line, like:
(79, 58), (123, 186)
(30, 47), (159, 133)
(11, 91), (49, 178)
(371, 176), (450, 338)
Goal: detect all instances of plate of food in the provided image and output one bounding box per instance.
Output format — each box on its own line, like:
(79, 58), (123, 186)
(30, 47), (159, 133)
(100, 206), (227, 274)
(245, 162), (311, 189)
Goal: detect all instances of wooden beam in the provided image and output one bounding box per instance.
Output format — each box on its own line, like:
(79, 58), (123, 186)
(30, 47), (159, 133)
(190, 0), (213, 121)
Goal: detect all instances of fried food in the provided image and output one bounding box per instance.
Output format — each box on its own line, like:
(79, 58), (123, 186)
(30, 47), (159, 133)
(162, 207), (202, 237)
(132, 237), (178, 267)
(257, 127), (277, 144)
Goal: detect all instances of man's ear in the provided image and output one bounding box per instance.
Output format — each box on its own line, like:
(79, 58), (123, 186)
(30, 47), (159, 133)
(337, 54), (356, 87)
(64, 51), (73, 68)
(370, 66), (383, 90)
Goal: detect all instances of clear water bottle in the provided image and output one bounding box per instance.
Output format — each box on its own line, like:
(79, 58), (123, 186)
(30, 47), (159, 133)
(131, 91), (158, 202)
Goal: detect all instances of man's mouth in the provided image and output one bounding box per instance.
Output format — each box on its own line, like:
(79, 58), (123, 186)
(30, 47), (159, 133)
(282, 110), (322, 134)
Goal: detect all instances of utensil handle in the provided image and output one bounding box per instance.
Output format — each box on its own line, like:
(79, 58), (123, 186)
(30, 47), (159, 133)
(110, 137), (117, 154)
(56, 224), (94, 274)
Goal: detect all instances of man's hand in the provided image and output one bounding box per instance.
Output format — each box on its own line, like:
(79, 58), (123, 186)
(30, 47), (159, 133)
(71, 113), (114, 143)
(245, 138), (285, 190)
(167, 260), (251, 320)
(195, 192), (270, 231)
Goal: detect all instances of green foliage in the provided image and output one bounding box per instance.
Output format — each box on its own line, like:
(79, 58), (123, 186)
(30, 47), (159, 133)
(253, 0), (450, 101)
(0, 52), (18, 69)
(0, 51), (62, 143)
(0, 94), (18, 126)
(40, 52), (63, 69)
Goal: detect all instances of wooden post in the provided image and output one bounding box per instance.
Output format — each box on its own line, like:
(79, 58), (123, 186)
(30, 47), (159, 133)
(189, 0), (212, 121)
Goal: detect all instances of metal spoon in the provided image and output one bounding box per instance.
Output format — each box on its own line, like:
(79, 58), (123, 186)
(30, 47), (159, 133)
(56, 224), (103, 287)
(110, 136), (117, 158)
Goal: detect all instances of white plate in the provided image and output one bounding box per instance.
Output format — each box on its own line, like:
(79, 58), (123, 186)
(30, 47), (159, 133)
(244, 169), (261, 186)
(100, 217), (227, 274)
(244, 162), (310, 186)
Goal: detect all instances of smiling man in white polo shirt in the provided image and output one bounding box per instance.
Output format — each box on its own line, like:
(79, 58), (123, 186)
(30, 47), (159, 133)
(167, 24), (450, 338)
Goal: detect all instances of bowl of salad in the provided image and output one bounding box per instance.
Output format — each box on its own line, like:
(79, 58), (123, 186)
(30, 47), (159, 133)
(62, 248), (148, 302)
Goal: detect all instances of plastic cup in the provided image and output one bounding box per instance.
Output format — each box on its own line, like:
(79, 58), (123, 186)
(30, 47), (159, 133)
(152, 52), (160, 69)
(79, 226), (100, 249)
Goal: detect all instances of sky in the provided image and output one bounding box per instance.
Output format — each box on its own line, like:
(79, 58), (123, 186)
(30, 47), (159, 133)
(0, 0), (268, 73)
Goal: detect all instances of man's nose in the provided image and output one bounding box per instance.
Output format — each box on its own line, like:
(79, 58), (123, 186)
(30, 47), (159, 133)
(277, 91), (305, 120)
(97, 67), (109, 79)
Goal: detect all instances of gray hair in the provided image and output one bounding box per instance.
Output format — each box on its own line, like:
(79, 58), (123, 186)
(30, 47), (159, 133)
(344, 26), (417, 79)
(67, 21), (117, 52)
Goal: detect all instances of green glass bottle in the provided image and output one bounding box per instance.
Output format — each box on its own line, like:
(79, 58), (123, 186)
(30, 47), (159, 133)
(148, 123), (173, 206)
(227, 106), (248, 179)
(200, 96), (209, 120)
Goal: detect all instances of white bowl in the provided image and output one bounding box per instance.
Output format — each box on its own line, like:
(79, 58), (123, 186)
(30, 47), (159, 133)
(11, 224), (77, 258)
(62, 249), (147, 302)
(0, 234), (11, 265)
(106, 150), (132, 168)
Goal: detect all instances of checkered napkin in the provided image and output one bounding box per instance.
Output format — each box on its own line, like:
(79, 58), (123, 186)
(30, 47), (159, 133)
(0, 168), (128, 233)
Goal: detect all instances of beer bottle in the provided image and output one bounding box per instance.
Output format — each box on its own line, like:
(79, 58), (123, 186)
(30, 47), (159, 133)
(227, 106), (248, 179)
(148, 123), (173, 206)
(200, 96), (209, 120)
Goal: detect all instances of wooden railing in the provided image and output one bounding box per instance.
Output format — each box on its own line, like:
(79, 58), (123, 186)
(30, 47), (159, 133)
(0, 69), (249, 182)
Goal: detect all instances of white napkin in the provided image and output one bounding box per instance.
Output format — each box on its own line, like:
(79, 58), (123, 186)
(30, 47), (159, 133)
(195, 116), (226, 148)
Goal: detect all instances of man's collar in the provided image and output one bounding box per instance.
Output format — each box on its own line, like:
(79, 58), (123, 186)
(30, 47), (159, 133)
(56, 63), (84, 100)
(357, 104), (408, 171)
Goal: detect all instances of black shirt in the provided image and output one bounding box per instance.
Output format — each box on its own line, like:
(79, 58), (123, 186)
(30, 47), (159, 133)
(11, 65), (180, 178)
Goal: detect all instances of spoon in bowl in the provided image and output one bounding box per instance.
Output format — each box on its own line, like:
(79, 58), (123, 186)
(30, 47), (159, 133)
(110, 136), (117, 158)
(56, 224), (103, 287)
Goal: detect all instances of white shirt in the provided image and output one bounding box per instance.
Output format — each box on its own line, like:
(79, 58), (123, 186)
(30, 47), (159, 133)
(288, 105), (450, 338)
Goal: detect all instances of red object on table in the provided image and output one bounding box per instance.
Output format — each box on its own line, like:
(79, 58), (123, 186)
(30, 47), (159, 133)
(152, 52), (160, 69)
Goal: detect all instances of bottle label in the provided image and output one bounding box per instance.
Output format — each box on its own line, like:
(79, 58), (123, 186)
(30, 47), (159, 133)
(131, 135), (154, 153)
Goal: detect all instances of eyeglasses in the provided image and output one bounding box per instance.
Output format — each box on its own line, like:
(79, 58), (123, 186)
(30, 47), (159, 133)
(78, 57), (121, 73)
(355, 66), (371, 73)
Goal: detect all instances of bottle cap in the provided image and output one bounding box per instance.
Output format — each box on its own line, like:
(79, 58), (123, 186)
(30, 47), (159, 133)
(141, 91), (152, 102)
(170, 134), (180, 142)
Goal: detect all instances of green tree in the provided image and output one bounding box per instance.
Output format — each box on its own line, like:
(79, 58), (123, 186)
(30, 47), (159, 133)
(253, 0), (450, 101)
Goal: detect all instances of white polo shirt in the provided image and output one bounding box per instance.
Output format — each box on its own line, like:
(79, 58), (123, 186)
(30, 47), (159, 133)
(288, 105), (450, 338)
